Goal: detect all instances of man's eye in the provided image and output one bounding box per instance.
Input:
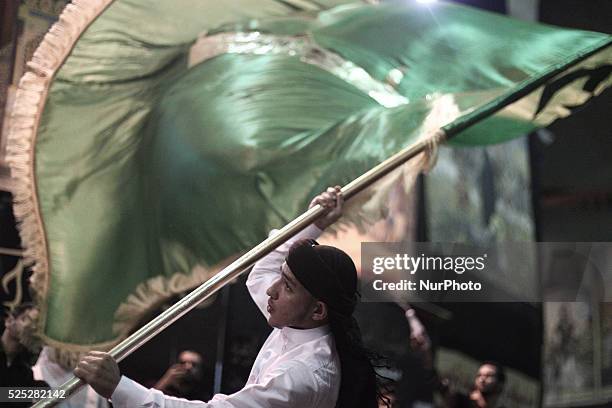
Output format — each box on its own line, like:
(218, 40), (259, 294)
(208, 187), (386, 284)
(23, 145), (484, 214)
(285, 282), (291, 290)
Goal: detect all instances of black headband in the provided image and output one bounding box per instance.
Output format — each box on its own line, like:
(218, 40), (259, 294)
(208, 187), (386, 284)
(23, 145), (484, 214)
(286, 239), (357, 317)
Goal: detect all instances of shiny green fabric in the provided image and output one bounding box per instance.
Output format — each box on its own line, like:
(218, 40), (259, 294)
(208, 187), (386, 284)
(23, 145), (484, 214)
(34, 0), (611, 347)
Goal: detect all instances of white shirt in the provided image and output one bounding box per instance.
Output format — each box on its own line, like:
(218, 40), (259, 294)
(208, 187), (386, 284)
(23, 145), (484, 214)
(111, 224), (340, 408)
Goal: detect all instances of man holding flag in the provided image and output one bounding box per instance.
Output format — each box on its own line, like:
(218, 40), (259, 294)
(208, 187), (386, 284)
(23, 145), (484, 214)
(75, 186), (387, 408)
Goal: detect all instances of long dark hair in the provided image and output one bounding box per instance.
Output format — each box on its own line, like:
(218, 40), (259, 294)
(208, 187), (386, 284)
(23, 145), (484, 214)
(329, 310), (391, 408)
(286, 240), (391, 407)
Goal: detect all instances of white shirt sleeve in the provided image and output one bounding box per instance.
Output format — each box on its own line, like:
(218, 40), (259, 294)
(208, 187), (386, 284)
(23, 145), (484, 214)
(111, 361), (318, 408)
(246, 224), (322, 318)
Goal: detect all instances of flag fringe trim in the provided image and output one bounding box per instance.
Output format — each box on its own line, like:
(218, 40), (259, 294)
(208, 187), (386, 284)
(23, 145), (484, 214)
(112, 262), (231, 343)
(4, 0), (116, 362)
(3, 0), (227, 363)
(34, 262), (225, 370)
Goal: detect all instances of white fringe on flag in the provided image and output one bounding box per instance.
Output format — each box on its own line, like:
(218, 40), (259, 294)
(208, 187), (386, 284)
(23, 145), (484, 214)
(5, 0), (116, 368)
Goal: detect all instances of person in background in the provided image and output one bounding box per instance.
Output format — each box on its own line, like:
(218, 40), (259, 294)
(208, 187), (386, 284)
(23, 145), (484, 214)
(1, 303), (37, 387)
(403, 305), (506, 408)
(154, 350), (211, 401)
(445, 362), (506, 408)
(1, 303), (46, 407)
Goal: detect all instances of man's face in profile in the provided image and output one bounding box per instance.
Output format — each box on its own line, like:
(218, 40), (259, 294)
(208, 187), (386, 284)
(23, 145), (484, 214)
(265, 261), (318, 329)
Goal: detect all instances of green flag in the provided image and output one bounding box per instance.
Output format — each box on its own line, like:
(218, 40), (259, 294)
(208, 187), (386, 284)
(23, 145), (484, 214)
(7, 0), (611, 357)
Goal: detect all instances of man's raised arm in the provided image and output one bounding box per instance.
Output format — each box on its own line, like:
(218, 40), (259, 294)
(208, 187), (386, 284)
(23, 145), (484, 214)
(246, 186), (343, 319)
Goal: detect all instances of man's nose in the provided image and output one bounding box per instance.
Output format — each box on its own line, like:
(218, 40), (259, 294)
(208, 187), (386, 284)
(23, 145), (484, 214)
(266, 280), (279, 298)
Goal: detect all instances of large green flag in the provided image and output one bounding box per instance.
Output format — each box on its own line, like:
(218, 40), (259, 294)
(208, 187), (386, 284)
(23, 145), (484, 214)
(7, 0), (611, 358)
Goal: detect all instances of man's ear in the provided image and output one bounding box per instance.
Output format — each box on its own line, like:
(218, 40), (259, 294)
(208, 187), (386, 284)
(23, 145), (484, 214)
(312, 301), (328, 321)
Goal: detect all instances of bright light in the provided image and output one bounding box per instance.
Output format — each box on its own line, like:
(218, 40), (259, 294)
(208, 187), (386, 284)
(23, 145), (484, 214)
(416, 0), (438, 4)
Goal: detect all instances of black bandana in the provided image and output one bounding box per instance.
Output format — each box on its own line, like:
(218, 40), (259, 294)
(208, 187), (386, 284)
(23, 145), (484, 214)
(286, 239), (357, 317)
